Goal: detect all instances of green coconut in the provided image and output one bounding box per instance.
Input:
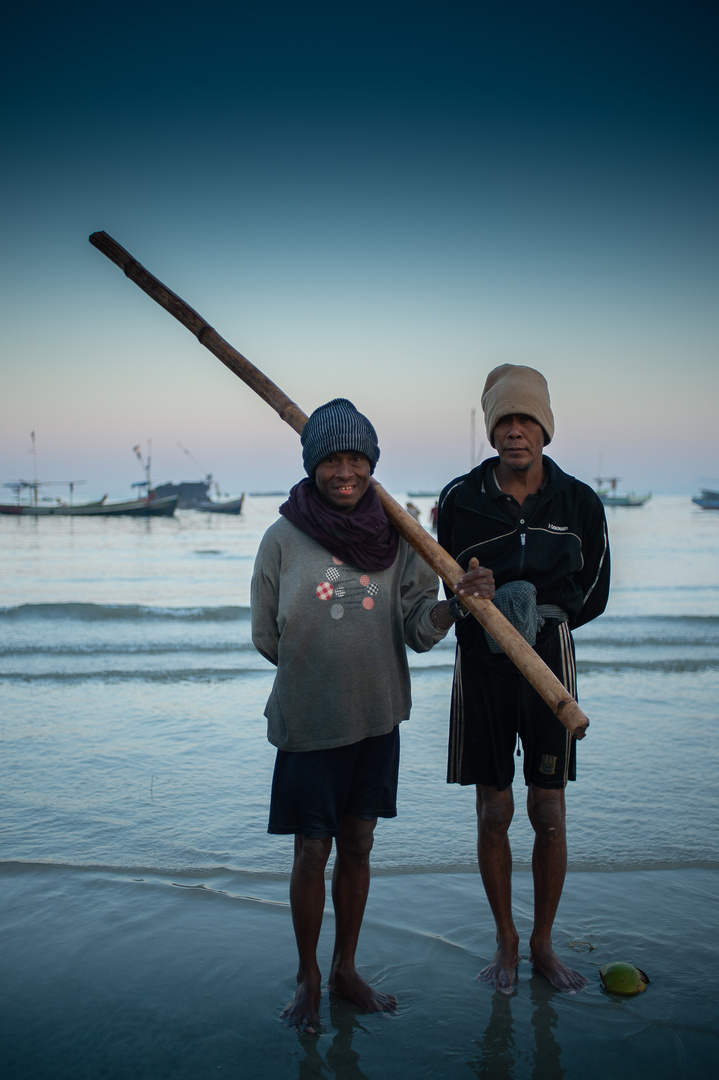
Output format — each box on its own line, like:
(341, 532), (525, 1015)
(599, 962), (650, 996)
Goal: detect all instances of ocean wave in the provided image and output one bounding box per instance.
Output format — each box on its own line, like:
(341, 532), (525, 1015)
(0, 859), (288, 881)
(3, 604), (718, 632)
(3, 856), (718, 880)
(0, 667), (271, 683)
(579, 635), (719, 647)
(577, 658), (719, 674)
(575, 614), (719, 645)
(1, 658), (711, 682)
(0, 641), (259, 657)
(0, 602), (251, 622)
(1, 656), (712, 680)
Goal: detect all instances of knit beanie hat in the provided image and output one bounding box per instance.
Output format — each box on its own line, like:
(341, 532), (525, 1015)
(301, 398), (380, 477)
(481, 364), (555, 447)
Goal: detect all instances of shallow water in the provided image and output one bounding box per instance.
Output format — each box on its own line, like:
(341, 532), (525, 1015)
(1, 493), (718, 1076)
(1, 494), (717, 876)
(2, 862), (717, 1079)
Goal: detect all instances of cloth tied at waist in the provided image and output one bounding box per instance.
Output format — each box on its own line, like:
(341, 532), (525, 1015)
(484, 580), (567, 654)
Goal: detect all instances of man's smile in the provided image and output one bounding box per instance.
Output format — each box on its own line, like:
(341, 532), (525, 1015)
(314, 452), (372, 512)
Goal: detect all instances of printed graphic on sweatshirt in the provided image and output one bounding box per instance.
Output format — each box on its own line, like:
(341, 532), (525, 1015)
(315, 556), (378, 619)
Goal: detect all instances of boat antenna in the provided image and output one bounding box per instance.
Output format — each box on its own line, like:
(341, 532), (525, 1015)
(470, 408), (484, 468)
(176, 442), (212, 483)
(65, 479), (88, 505)
(29, 431), (38, 505)
(131, 440), (152, 491)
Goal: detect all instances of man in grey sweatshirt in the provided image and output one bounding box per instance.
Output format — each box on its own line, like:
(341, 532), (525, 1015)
(251, 398), (494, 1032)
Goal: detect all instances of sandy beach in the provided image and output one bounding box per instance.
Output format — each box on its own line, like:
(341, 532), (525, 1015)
(2, 862), (717, 1079)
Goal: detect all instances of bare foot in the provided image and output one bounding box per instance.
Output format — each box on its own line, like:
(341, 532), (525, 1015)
(529, 945), (588, 993)
(328, 966), (398, 1013)
(280, 971), (322, 1033)
(477, 941), (520, 995)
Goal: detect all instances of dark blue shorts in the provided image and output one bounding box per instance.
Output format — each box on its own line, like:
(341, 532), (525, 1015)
(448, 619), (577, 791)
(268, 726), (400, 838)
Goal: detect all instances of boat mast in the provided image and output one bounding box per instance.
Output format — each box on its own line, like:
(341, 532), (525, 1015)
(132, 440), (153, 494)
(470, 408), (484, 469)
(30, 431), (38, 505)
(176, 442), (213, 486)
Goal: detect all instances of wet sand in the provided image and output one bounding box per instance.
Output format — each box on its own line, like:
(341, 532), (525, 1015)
(2, 862), (717, 1078)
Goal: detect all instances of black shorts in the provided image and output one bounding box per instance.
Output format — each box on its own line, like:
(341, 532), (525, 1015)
(447, 619), (577, 791)
(268, 726), (400, 838)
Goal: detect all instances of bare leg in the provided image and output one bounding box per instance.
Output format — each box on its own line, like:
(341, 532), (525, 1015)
(527, 785), (587, 992)
(328, 814), (397, 1012)
(476, 785), (520, 994)
(281, 833), (333, 1032)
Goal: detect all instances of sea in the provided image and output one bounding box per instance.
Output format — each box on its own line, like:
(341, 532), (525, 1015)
(1, 492), (718, 1078)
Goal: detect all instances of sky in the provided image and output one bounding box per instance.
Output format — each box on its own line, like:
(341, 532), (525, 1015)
(2, 0), (717, 499)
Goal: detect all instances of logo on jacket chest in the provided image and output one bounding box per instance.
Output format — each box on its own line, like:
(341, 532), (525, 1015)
(315, 557), (379, 619)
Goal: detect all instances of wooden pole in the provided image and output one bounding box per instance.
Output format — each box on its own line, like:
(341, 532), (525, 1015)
(88, 231), (589, 739)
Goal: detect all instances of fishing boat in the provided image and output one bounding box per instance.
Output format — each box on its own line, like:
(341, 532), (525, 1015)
(151, 481), (244, 514)
(0, 484), (178, 517)
(150, 479), (212, 508)
(1, 438), (178, 516)
(692, 488), (719, 510)
(150, 443), (244, 512)
(193, 494), (245, 514)
(594, 476), (651, 507)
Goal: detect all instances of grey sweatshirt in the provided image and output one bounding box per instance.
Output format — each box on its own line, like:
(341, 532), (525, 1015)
(251, 518), (447, 751)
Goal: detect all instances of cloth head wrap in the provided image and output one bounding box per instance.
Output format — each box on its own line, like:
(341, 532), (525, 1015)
(481, 365), (555, 446)
(301, 398), (380, 477)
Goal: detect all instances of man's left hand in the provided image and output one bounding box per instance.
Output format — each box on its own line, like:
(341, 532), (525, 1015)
(455, 557), (495, 602)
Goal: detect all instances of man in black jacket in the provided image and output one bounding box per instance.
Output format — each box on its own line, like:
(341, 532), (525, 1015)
(438, 364), (610, 994)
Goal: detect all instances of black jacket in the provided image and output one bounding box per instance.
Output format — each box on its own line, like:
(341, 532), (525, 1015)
(437, 456), (610, 632)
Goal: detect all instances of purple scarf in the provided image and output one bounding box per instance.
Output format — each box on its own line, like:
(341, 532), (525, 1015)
(279, 478), (400, 571)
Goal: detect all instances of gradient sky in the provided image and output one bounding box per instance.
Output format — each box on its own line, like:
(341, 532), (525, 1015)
(2, 0), (717, 498)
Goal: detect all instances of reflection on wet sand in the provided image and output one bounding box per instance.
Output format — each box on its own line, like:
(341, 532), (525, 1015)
(294, 998), (375, 1080)
(469, 976), (564, 1080)
(290, 974), (567, 1080)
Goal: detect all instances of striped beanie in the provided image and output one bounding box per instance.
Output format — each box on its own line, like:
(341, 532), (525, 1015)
(481, 364), (555, 446)
(301, 398), (380, 477)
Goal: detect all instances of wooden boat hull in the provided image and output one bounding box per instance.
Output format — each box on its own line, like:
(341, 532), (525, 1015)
(0, 495), (178, 517)
(599, 493), (651, 507)
(150, 481), (210, 508)
(693, 497), (719, 510)
(192, 495), (244, 514)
